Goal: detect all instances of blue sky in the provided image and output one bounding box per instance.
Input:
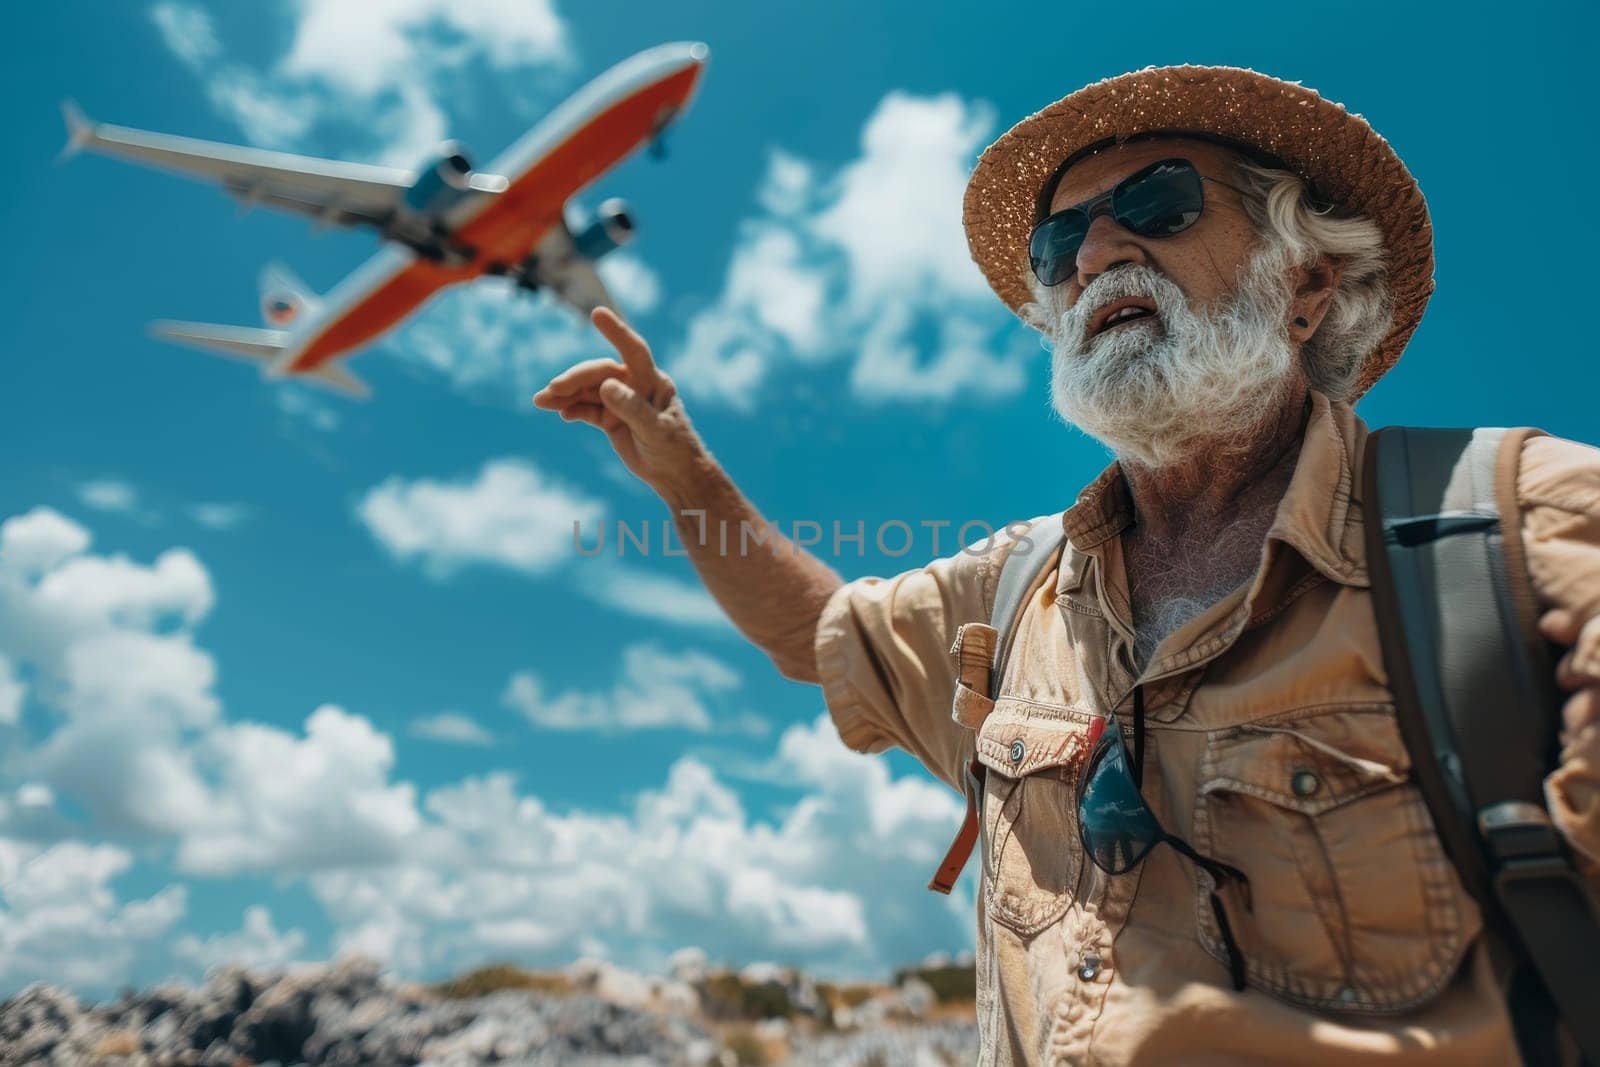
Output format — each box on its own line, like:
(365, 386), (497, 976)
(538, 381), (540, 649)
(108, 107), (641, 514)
(0, 0), (1594, 995)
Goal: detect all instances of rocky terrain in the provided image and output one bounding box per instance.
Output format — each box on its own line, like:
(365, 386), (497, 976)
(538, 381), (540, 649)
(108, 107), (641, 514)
(0, 952), (978, 1066)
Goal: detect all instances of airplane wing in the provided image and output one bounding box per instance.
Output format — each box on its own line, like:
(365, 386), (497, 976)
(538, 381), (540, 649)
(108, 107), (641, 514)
(61, 101), (503, 231)
(524, 221), (616, 315)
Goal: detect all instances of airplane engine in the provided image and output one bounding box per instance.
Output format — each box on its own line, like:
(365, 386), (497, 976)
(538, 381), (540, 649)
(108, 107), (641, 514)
(402, 141), (476, 216)
(572, 199), (635, 260)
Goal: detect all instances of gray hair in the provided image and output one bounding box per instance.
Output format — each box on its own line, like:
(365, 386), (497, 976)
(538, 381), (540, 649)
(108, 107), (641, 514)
(1224, 157), (1392, 401)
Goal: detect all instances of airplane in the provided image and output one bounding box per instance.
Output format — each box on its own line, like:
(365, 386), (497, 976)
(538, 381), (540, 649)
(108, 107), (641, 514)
(62, 41), (710, 399)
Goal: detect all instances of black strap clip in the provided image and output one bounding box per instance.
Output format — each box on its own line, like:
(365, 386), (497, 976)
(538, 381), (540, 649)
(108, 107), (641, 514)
(1478, 801), (1573, 885)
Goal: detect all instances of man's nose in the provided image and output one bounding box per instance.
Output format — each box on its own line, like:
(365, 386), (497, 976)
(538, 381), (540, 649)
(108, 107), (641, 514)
(1073, 212), (1147, 289)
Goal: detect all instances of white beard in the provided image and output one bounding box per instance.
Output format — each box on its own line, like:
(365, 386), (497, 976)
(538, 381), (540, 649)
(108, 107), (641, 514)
(1034, 243), (1301, 469)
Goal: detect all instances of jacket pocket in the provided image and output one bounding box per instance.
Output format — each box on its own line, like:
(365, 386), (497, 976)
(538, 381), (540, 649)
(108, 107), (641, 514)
(976, 703), (1093, 938)
(1191, 707), (1481, 1012)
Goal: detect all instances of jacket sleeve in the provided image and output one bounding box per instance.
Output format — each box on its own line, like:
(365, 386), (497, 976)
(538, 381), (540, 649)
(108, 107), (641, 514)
(811, 519), (1044, 795)
(1518, 433), (1600, 891)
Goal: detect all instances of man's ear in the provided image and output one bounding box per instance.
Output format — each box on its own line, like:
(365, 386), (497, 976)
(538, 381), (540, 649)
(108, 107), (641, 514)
(1287, 257), (1344, 344)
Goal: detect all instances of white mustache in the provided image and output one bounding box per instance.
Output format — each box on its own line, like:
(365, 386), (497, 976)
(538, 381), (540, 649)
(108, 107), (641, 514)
(1052, 265), (1187, 356)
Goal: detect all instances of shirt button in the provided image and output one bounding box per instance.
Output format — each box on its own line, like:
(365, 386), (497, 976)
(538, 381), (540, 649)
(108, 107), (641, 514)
(1338, 986), (1358, 1004)
(1291, 769), (1320, 797)
(1010, 739), (1026, 763)
(1077, 953), (1102, 981)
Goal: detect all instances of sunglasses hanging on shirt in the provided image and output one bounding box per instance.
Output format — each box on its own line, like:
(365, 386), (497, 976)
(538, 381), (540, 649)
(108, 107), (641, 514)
(1075, 685), (1254, 990)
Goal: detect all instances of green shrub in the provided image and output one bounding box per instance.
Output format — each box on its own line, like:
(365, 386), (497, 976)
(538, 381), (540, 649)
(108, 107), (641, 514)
(811, 979), (885, 1029)
(431, 964), (571, 1000)
(700, 972), (794, 1021)
(742, 979), (793, 1019)
(891, 963), (976, 1003)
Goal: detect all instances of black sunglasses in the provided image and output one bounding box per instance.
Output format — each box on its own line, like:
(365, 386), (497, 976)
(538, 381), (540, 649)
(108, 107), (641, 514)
(1029, 158), (1245, 288)
(1075, 685), (1253, 990)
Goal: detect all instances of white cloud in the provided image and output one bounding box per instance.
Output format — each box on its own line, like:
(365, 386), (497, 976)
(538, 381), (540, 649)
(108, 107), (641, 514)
(850, 298), (1031, 401)
(409, 712), (495, 747)
(810, 94), (996, 308)
(357, 458), (602, 579)
(0, 507), (975, 991)
(175, 706), (421, 877)
(149, 1), (219, 67)
(15, 785), (52, 809)
(366, 80), (450, 176)
(503, 642), (740, 733)
(0, 839), (186, 996)
(307, 715), (970, 981)
(0, 783), (71, 842)
(40, 629), (220, 837)
(571, 559), (731, 630)
(0, 509), (207, 696)
(0, 513), (223, 841)
(173, 906), (308, 973)
(275, 387), (341, 433)
(756, 149), (814, 217)
(34, 547), (213, 632)
(149, 0), (574, 169)
(188, 502), (252, 530)
(671, 92), (1035, 409)
(722, 225), (831, 353)
(76, 479), (140, 514)
(772, 712), (961, 851)
(149, 3), (314, 149)
(725, 868), (867, 950)
(598, 251), (663, 316)
(280, 0), (568, 98)
(0, 512), (419, 878)
(0, 508), (91, 579)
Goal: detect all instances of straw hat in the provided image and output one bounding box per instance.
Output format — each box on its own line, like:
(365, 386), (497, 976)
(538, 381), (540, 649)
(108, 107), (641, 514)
(962, 65), (1431, 398)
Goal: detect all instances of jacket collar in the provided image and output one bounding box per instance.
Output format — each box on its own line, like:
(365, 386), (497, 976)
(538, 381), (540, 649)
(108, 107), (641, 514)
(1055, 388), (1371, 595)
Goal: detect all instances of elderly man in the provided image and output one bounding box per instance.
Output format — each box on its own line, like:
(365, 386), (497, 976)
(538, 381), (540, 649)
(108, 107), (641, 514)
(535, 67), (1600, 1064)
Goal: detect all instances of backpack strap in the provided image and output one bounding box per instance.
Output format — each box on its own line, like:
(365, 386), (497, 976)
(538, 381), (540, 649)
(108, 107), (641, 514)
(1362, 426), (1600, 1062)
(991, 519), (1070, 690)
(927, 517), (1069, 894)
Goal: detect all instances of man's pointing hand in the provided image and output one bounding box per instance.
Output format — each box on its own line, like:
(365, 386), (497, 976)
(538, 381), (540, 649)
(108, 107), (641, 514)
(533, 307), (709, 500)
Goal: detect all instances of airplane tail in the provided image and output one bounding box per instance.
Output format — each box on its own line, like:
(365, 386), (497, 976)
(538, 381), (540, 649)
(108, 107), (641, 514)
(258, 261), (322, 328)
(148, 320), (370, 399)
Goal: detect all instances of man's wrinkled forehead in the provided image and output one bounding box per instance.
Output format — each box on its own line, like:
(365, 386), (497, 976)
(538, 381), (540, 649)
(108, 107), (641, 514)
(1041, 134), (1244, 218)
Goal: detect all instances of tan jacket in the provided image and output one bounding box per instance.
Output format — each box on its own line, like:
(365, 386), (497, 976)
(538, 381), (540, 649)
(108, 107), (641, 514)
(813, 390), (1600, 1065)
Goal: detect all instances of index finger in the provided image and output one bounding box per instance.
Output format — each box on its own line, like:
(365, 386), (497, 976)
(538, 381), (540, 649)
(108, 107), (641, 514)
(591, 306), (661, 395)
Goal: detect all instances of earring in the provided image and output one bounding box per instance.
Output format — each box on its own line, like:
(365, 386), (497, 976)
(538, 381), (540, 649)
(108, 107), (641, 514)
(1293, 317), (1309, 328)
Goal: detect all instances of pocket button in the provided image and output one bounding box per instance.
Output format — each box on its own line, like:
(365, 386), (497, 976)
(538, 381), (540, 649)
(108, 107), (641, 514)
(1077, 953), (1102, 981)
(1009, 739), (1025, 763)
(1291, 769), (1321, 797)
